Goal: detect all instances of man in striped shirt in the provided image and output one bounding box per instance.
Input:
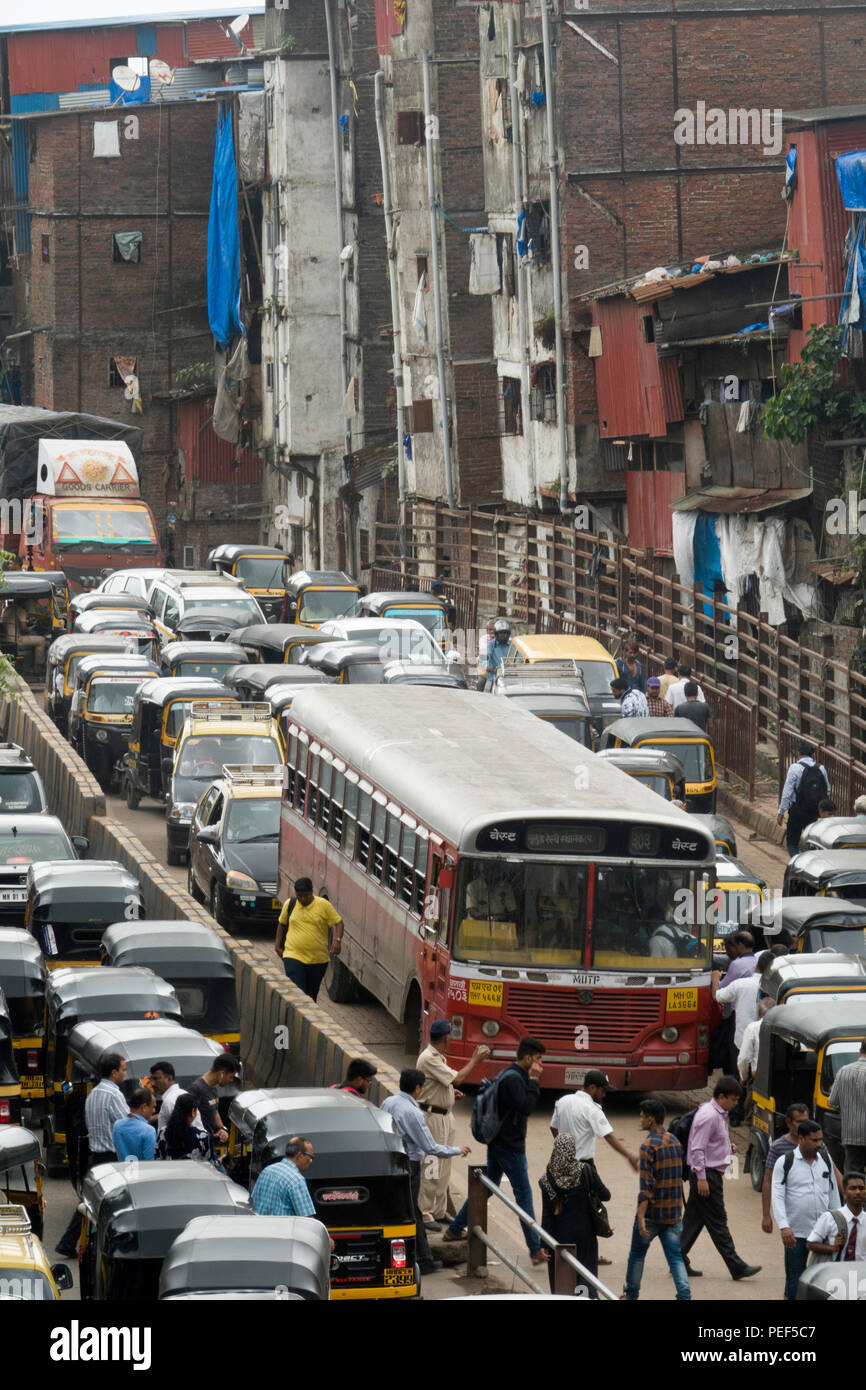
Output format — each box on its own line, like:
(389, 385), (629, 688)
(622, 1099), (690, 1300)
(251, 1136), (317, 1217)
(85, 1052), (129, 1165)
(829, 1041), (866, 1173)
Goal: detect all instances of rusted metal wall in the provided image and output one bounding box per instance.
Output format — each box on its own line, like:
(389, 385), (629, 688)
(177, 397), (261, 485)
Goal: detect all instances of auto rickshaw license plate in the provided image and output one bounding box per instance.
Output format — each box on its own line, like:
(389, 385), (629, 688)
(384, 1268), (414, 1286)
(467, 981), (503, 1008)
(21, 1075), (43, 1090)
(666, 986), (698, 1013)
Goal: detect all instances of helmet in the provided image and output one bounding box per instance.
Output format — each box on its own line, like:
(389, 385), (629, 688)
(493, 619), (510, 635)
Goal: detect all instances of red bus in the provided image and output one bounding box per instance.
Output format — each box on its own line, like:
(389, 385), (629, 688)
(278, 687), (716, 1091)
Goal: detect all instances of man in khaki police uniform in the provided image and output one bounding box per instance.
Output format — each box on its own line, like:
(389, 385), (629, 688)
(416, 1020), (491, 1229)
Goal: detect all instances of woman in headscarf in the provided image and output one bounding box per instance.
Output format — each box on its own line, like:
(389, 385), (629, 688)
(539, 1133), (607, 1296)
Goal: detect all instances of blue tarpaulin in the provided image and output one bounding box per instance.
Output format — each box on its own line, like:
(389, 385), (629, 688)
(693, 512), (725, 619)
(207, 109), (244, 349)
(836, 150), (866, 212)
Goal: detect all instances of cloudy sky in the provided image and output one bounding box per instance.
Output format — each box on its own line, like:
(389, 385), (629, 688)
(0, 2), (264, 32)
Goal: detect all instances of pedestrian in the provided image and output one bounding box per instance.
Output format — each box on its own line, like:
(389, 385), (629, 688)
(818, 798), (837, 819)
(480, 618), (511, 691)
(550, 1070), (639, 1171)
(381, 1068), (470, 1275)
(251, 1136), (318, 1216)
(737, 996), (773, 1087)
(771, 1119), (841, 1299)
(828, 1038), (866, 1172)
(186, 1052), (240, 1150)
(416, 1022), (490, 1231)
(645, 676), (670, 718)
(430, 578), (457, 628)
(760, 1102), (811, 1234)
(616, 638), (646, 693)
(149, 1060), (183, 1136)
(113, 1087), (157, 1161)
(673, 681), (712, 734)
(611, 675), (649, 718)
(658, 657), (679, 701)
(539, 1134), (604, 1295)
(275, 876), (343, 1001)
(776, 740), (830, 856)
(719, 931), (757, 984)
(445, 1038), (548, 1265)
(680, 1075), (761, 1281)
(807, 1171), (866, 1263)
(331, 1058), (378, 1097)
(54, 1050), (130, 1259)
(160, 1094), (210, 1161)
(713, 950), (773, 1124)
(664, 665), (705, 709)
(622, 1099), (690, 1302)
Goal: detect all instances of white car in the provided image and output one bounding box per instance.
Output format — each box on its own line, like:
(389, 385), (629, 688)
(317, 617), (450, 666)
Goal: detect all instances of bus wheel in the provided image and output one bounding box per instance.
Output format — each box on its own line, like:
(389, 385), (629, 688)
(404, 984), (423, 1055)
(748, 1139), (765, 1192)
(327, 956), (359, 1004)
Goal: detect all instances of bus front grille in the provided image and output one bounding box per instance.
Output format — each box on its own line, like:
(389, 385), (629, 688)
(506, 985), (663, 1052)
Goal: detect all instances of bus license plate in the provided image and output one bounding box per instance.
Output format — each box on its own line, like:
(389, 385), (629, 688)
(467, 981), (503, 1008)
(0, 890), (26, 903)
(564, 1067), (585, 1087)
(383, 1268), (414, 1286)
(666, 986), (698, 1013)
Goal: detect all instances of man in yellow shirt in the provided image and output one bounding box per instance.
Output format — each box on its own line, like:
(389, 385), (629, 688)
(274, 875), (343, 1001)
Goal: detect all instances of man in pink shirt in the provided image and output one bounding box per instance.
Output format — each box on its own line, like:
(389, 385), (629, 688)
(680, 1076), (761, 1281)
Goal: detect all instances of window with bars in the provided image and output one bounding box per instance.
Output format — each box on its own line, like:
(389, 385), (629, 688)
(370, 800), (387, 884)
(307, 754), (319, 825)
(356, 788), (372, 870)
(530, 363), (557, 423)
(498, 376), (523, 436)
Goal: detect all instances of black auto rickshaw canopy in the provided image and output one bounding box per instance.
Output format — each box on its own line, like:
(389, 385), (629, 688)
(72, 652), (159, 690)
(68, 591), (150, 624)
(381, 661), (467, 688)
(159, 1213), (331, 1301)
(173, 608), (251, 642)
(26, 861), (143, 965)
(283, 570), (360, 626)
(2, 571), (67, 599)
(67, 1017), (228, 1086)
(0, 925), (46, 1039)
(759, 952), (866, 1005)
(596, 747), (686, 801)
(72, 610), (158, 639)
(230, 1087), (409, 1180)
(783, 850), (866, 902)
(0, 1124), (40, 1174)
(302, 641), (386, 684)
(799, 817), (866, 852)
(745, 896), (866, 955)
(208, 543), (287, 574)
(46, 966), (182, 1029)
(224, 664), (311, 700)
(232, 623), (333, 664)
(0, 987), (20, 1119)
(100, 920), (238, 1039)
(159, 641), (248, 680)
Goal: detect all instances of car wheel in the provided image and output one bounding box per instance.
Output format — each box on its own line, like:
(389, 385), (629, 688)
(187, 860), (203, 903)
(209, 883), (226, 928)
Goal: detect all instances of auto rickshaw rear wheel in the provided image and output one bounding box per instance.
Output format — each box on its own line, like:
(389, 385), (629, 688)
(748, 1139), (766, 1192)
(125, 775), (141, 810)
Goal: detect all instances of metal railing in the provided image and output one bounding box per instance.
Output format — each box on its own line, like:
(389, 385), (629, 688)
(465, 1164), (617, 1300)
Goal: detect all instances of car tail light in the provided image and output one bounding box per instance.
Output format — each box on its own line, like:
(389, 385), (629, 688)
(390, 1239), (406, 1268)
(26, 1051), (39, 1072)
(0, 1101), (10, 1122)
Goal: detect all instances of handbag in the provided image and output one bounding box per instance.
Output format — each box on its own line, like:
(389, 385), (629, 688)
(584, 1162), (614, 1239)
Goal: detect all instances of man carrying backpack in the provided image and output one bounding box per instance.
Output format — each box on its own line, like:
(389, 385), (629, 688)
(777, 741), (830, 857)
(444, 1037), (548, 1264)
(771, 1119), (841, 1299)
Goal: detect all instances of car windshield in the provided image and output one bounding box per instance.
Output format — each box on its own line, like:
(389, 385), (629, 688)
(176, 661), (237, 679)
(176, 733), (281, 780)
(0, 832), (71, 864)
(332, 624), (442, 664)
(87, 679), (139, 715)
(810, 926), (866, 957)
(381, 606), (448, 639)
(637, 739), (713, 784)
(299, 589), (358, 624)
(592, 866), (711, 968)
(345, 663), (384, 685)
(225, 797), (281, 843)
(51, 503), (157, 545)
(165, 701), (234, 740)
(633, 773), (672, 800)
(234, 556), (284, 588)
(183, 596), (262, 617)
(0, 1269), (55, 1299)
(0, 773), (42, 813)
(454, 859), (586, 966)
(537, 714), (588, 743)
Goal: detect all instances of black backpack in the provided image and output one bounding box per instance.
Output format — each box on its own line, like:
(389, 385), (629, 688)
(668, 1108), (698, 1180)
(780, 1146), (835, 1190)
(470, 1064), (519, 1144)
(794, 761), (826, 819)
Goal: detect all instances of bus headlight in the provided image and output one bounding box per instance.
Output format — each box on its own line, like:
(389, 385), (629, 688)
(677, 1051), (690, 1065)
(661, 1027), (679, 1043)
(481, 1020), (500, 1038)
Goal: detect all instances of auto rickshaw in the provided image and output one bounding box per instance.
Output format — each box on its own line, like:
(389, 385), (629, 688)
(354, 591), (454, 648)
(759, 952), (866, 1006)
(0, 1202), (72, 1298)
(745, 998), (866, 1182)
(692, 813), (737, 858)
(797, 1263), (866, 1300)
(596, 747), (686, 802)
(0, 988), (22, 1125)
(24, 861), (143, 969)
(799, 817), (866, 852)
(282, 569), (361, 628)
(783, 850), (866, 903)
(208, 543), (289, 623)
(710, 854), (766, 953)
(159, 1214), (332, 1300)
(381, 661), (468, 689)
(79, 1161), (252, 1301)
(0, 571), (67, 672)
(745, 897), (866, 956)
(0, 927), (46, 1111)
(231, 622), (335, 665)
(159, 640), (248, 680)
(72, 609), (160, 661)
(170, 609), (251, 644)
(67, 654), (160, 790)
(0, 1127), (45, 1240)
(123, 677), (239, 808)
(302, 641), (386, 685)
(100, 919), (240, 1053)
(504, 633), (621, 731)
(67, 591), (150, 628)
(44, 632), (132, 733)
(42, 966), (182, 1175)
(599, 716), (717, 811)
(223, 663), (323, 702)
(227, 1088), (418, 1300)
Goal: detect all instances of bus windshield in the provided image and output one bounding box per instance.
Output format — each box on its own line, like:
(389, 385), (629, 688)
(298, 590), (358, 624)
(593, 866), (711, 968)
(455, 860), (586, 966)
(51, 503), (157, 546)
(234, 556), (284, 588)
(637, 739), (713, 784)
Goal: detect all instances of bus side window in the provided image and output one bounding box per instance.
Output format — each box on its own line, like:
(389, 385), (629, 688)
(357, 789), (372, 869)
(342, 778), (359, 858)
(329, 770), (345, 845)
(384, 813), (400, 896)
(316, 761), (331, 833)
(399, 827), (417, 910)
(307, 754), (319, 824)
(370, 801), (387, 883)
(414, 831), (429, 917)
(296, 735), (308, 815)
(286, 732), (297, 803)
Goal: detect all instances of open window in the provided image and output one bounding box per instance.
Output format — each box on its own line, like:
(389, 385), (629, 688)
(530, 363), (557, 423)
(396, 111), (425, 146)
(499, 376), (523, 436)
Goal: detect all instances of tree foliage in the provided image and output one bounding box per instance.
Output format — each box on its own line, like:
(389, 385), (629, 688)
(763, 323), (866, 445)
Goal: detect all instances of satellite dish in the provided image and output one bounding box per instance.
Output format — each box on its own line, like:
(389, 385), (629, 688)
(149, 58), (175, 87)
(229, 14), (251, 38)
(111, 65), (142, 93)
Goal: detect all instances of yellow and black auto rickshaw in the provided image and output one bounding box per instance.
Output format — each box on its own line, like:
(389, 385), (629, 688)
(783, 851), (866, 904)
(0, 571), (68, 673)
(232, 622), (336, 665)
(208, 544), (289, 623)
(0, 987), (22, 1125)
(798, 817), (866, 853)
(159, 640), (248, 681)
(67, 654), (159, 791)
(282, 570), (361, 628)
(123, 677), (239, 809)
(159, 1213), (332, 1301)
(746, 897), (866, 957)
(100, 919), (240, 1055)
(759, 952), (866, 1006)
(228, 1088), (419, 1300)
(0, 1126), (45, 1240)
(25, 861), (143, 970)
(44, 632), (132, 734)
(354, 590), (454, 649)
(0, 927), (46, 1114)
(599, 716), (717, 812)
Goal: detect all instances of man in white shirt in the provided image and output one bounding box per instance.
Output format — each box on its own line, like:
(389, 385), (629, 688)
(806, 1171), (866, 1263)
(737, 997), (773, 1084)
(772, 1120), (841, 1299)
(664, 665), (705, 709)
(149, 1060), (184, 1135)
(551, 1070), (639, 1169)
(714, 950), (772, 1125)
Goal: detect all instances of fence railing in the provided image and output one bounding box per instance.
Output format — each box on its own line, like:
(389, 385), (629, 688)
(465, 1165), (616, 1300)
(368, 565), (477, 638)
(375, 501), (866, 809)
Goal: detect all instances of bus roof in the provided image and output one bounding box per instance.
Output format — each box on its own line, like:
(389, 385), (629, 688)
(286, 687), (712, 853)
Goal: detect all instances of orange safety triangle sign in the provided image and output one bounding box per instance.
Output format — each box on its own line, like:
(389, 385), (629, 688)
(55, 461), (82, 484)
(109, 460), (137, 486)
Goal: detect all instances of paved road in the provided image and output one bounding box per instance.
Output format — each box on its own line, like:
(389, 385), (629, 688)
(86, 790), (794, 1300)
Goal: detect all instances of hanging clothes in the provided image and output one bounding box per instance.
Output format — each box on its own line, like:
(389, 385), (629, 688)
(488, 80), (506, 145)
(412, 272), (428, 343)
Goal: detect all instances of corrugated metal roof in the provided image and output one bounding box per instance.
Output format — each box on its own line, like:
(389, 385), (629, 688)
(58, 89), (110, 109)
(670, 486), (812, 515)
(0, 3), (265, 33)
